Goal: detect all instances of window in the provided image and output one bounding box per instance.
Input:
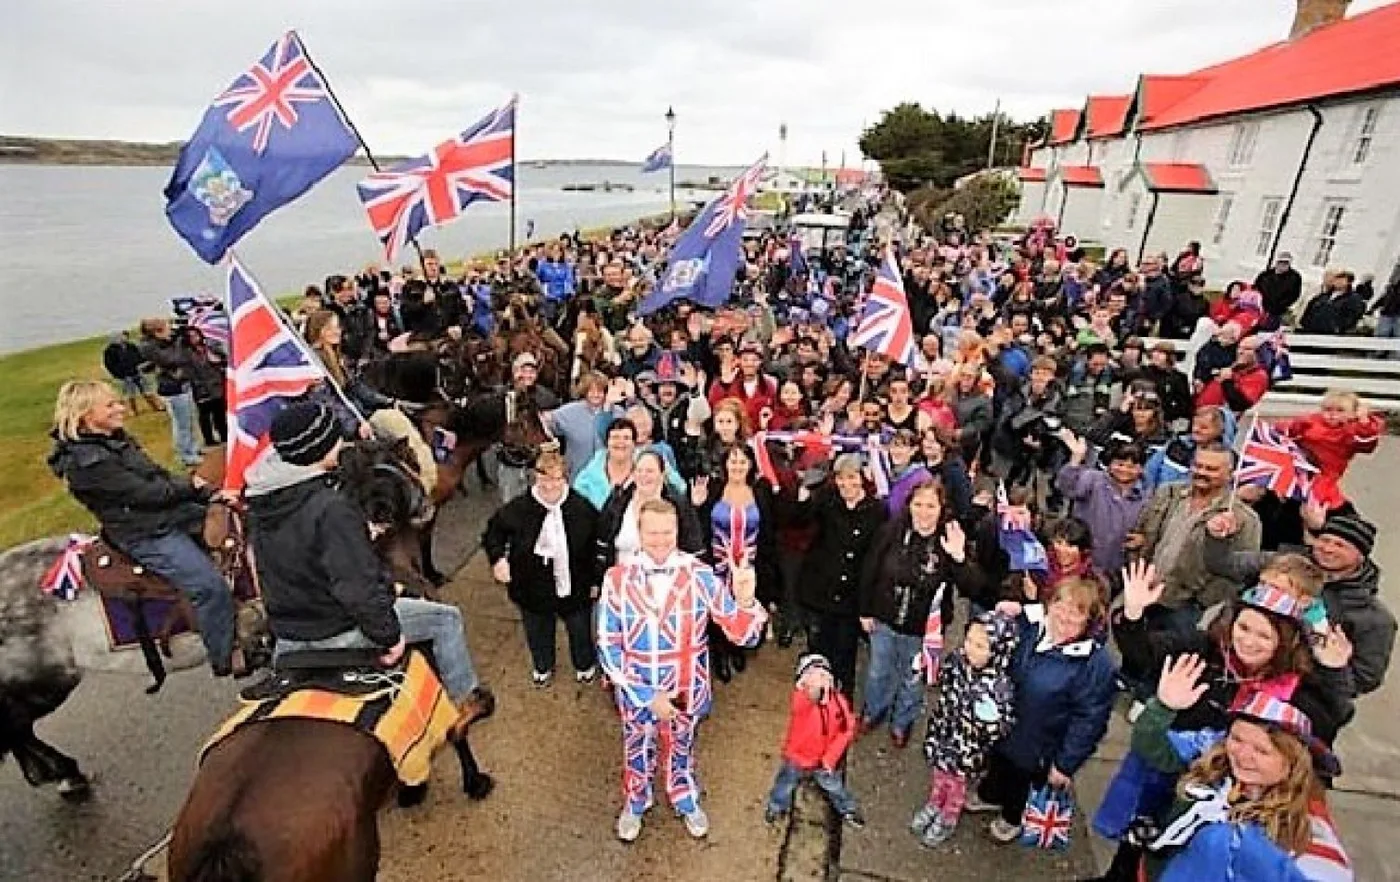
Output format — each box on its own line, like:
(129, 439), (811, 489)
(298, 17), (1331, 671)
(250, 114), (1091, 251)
(1227, 122), (1260, 167)
(1125, 193), (1144, 231)
(1351, 106), (1380, 165)
(1255, 197), (1283, 258)
(1312, 199), (1348, 268)
(1211, 194), (1235, 246)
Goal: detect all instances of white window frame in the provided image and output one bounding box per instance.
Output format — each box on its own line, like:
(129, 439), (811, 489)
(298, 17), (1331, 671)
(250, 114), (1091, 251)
(1255, 197), (1283, 258)
(1125, 193), (1144, 231)
(1312, 199), (1348, 268)
(1227, 122), (1260, 168)
(1211, 194), (1235, 247)
(1350, 105), (1380, 166)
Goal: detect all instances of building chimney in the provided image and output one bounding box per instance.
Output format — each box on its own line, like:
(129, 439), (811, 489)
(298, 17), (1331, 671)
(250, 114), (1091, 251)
(1291, 0), (1351, 39)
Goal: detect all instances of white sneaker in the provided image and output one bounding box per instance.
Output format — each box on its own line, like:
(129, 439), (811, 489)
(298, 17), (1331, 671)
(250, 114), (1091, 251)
(531, 669), (553, 688)
(616, 809), (643, 842)
(576, 666), (598, 684)
(989, 817), (1022, 843)
(682, 807), (710, 838)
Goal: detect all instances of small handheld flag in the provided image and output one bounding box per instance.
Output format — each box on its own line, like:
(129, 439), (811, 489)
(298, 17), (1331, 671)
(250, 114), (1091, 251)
(40, 534), (92, 601)
(1238, 420), (1318, 501)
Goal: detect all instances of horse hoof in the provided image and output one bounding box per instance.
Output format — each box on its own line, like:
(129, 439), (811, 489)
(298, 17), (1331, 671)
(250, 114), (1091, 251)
(57, 775), (91, 803)
(464, 773), (495, 801)
(144, 676), (167, 695)
(397, 783), (429, 808)
(468, 687), (497, 723)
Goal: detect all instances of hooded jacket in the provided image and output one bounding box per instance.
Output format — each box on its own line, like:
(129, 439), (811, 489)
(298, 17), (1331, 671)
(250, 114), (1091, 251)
(244, 455), (401, 648)
(780, 681), (857, 772)
(924, 613), (1018, 777)
(1144, 408), (1239, 490)
(48, 431), (209, 546)
(1276, 412), (1383, 510)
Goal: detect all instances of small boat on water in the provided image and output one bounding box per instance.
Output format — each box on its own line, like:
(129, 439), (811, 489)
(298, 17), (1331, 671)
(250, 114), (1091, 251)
(562, 180), (635, 193)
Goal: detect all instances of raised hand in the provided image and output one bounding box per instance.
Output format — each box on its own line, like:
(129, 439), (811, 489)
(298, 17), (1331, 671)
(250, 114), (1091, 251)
(1121, 560), (1165, 620)
(1312, 625), (1354, 670)
(1156, 654), (1209, 711)
(941, 520), (967, 563)
(1301, 497), (1328, 533)
(690, 476), (710, 506)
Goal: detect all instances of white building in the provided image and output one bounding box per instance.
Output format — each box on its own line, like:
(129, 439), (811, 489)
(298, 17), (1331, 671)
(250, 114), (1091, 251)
(1015, 0), (1400, 292)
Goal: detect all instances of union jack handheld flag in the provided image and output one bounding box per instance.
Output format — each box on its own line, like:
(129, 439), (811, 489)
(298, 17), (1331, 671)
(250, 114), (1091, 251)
(40, 534), (93, 601)
(640, 155), (767, 316)
(357, 97), (517, 263)
(848, 249), (916, 367)
(1238, 420), (1318, 501)
(171, 296), (231, 350)
(165, 32), (359, 263)
(224, 255), (330, 493)
(1019, 785), (1076, 851)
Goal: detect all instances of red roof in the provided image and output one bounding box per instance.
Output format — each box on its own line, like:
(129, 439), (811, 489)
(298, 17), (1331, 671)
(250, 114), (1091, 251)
(834, 168), (867, 186)
(1084, 94), (1133, 139)
(1142, 163), (1216, 193)
(1047, 109), (1082, 145)
(1059, 165), (1104, 187)
(1017, 167), (1047, 183)
(1141, 2), (1400, 130)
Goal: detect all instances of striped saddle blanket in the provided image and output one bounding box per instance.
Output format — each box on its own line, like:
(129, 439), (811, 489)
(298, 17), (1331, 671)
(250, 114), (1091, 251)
(201, 650), (457, 786)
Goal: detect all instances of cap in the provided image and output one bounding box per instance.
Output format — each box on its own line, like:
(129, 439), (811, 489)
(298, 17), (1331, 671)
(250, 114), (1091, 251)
(512, 351), (539, 371)
(270, 402), (341, 466)
(1277, 252), (1294, 263)
(1317, 513), (1375, 557)
(795, 653), (832, 683)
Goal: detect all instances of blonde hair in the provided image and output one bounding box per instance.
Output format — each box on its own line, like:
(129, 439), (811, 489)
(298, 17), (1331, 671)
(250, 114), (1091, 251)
(1260, 552), (1325, 601)
(534, 449), (567, 477)
(1320, 389), (1359, 413)
(54, 380), (116, 441)
(1180, 723), (1322, 854)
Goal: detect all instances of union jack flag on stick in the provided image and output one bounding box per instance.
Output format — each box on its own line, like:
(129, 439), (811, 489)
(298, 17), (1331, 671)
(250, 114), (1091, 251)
(356, 96), (517, 263)
(223, 254), (335, 493)
(1235, 416), (1318, 501)
(848, 249), (916, 367)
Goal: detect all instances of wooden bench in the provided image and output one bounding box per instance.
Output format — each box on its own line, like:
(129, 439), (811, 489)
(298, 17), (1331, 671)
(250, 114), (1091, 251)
(1143, 333), (1400, 416)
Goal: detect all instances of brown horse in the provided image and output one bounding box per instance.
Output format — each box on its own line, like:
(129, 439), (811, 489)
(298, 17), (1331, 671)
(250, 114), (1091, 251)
(167, 687), (495, 882)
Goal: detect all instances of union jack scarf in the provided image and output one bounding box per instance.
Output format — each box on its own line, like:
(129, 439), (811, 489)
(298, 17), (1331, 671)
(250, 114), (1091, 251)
(40, 534), (93, 601)
(914, 582), (947, 685)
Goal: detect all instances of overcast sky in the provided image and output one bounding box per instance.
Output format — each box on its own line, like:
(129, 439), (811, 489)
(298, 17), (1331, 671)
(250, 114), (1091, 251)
(1, 0), (1390, 166)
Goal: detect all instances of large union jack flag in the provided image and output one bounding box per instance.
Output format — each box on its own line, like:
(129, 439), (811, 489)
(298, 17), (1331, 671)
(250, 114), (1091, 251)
(224, 255), (329, 492)
(212, 33), (331, 155)
(848, 249), (917, 367)
(356, 97), (517, 263)
(1238, 420), (1318, 501)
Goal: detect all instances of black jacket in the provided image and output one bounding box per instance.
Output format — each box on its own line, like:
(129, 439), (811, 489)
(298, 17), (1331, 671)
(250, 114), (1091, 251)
(1254, 267), (1304, 318)
(1300, 289), (1367, 336)
(139, 335), (192, 396)
(859, 519), (983, 636)
(246, 474), (401, 647)
(791, 487), (887, 617)
(482, 490), (600, 615)
(48, 431), (209, 546)
(102, 341), (145, 380)
(595, 483), (705, 570)
(1142, 364), (1193, 424)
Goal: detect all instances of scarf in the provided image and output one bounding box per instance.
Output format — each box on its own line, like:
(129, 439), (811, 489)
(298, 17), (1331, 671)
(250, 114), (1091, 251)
(532, 487), (573, 598)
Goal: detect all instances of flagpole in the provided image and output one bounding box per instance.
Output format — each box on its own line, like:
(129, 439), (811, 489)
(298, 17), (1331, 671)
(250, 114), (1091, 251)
(1228, 408), (1261, 507)
(509, 98), (518, 279)
(295, 31), (430, 277)
(666, 106), (677, 221)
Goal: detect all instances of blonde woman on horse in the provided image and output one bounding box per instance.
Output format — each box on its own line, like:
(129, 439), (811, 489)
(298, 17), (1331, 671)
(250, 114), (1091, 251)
(47, 380), (239, 676)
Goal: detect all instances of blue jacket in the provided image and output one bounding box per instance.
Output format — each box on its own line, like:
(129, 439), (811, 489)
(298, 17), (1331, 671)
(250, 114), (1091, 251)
(1143, 407), (1238, 490)
(536, 259), (576, 302)
(997, 609), (1117, 776)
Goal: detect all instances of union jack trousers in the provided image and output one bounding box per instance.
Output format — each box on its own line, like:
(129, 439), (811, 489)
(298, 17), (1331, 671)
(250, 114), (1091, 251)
(597, 551), (767, 814)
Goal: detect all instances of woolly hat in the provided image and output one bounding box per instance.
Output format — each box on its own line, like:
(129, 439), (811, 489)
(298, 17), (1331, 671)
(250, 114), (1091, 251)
(270, 402), (341, 466)
(795, 653), (832, 683)
(1317, 513), (1376, 558)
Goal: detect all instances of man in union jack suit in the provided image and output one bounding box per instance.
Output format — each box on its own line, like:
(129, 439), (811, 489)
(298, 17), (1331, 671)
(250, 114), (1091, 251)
(597, 498), (767, 843)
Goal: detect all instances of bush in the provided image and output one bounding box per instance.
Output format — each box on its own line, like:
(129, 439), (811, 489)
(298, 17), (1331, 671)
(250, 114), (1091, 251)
(910, 176), (1019, 234)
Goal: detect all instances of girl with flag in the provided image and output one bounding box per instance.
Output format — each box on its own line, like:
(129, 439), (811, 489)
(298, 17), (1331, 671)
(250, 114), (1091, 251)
(1275, 389), (1384, 513)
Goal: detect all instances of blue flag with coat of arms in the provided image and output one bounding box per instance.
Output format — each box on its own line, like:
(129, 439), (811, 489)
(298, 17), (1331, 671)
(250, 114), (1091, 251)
(639, 156), (767, 316)
(164, 31), (359, 264)
(641, 143), (672, 173)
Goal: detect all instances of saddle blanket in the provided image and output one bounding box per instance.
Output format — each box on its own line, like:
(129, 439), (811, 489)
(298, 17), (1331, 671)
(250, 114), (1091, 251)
(100, 595), (192, 651)
(201, 650), (457, 786)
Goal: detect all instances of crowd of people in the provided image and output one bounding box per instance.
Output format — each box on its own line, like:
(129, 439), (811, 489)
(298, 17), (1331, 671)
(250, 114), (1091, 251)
(65, 194), (1400, 880)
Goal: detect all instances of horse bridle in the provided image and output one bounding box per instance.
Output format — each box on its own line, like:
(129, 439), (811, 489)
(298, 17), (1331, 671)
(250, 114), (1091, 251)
(371, 460), (433, 528)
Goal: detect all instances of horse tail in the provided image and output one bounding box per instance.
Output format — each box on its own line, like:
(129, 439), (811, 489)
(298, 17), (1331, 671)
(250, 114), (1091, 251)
(181, 823), (262, 882)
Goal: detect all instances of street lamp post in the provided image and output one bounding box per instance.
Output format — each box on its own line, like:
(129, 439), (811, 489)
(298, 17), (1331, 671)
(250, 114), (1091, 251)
(665, 106), (677, 220)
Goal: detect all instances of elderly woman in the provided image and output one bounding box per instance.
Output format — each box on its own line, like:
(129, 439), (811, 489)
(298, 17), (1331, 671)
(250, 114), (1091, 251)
(971, 580), (1117, 844)
(483, 451), (600, 687)
(47, 380), (238, 675)
(1103, 658), (1353, 881)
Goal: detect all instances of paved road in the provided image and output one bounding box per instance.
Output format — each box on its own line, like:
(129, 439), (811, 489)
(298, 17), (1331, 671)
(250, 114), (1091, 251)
(5, 440), (1400, 881)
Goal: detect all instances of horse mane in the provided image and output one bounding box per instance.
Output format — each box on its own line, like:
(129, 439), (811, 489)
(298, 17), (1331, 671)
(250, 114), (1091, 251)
(181, 823), (263, 882)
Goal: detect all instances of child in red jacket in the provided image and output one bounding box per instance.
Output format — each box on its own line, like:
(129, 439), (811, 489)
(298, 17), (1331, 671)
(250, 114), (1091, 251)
(1278, 389), (1384, 511)
(764, 654), (865, 828)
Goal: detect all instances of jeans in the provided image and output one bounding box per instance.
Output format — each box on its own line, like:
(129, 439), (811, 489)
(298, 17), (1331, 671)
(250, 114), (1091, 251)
(274, 597), (480, 703)
(519, 604), (596, 674)
(766, 759), (858, 815)
(806, 609), (861, 697)
(161, 390), (203, 466)
(1378, 314), (1400, 359)
(123, 530), (235, 670)
(861, 622), (925, 735)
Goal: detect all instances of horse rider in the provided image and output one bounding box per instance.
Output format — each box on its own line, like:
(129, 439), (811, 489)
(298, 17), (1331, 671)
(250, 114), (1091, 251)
(493, 351), (560, 505)
(243, 401), (487, 734)
(47, 380), (240, 676)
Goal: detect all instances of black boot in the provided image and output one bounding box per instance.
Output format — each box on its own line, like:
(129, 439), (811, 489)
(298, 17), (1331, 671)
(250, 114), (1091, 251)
(712, 651), (732, 683)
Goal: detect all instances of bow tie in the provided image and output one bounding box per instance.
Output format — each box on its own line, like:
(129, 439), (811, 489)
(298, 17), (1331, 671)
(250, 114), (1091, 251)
(642, 566), (676, 578)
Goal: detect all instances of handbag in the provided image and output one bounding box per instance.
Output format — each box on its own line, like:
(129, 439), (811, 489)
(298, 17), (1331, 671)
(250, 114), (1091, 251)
(1019, 783), (1076, 852)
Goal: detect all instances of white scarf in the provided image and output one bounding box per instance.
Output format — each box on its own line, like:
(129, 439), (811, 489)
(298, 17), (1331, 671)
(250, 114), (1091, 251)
(532, 486), (573, 598)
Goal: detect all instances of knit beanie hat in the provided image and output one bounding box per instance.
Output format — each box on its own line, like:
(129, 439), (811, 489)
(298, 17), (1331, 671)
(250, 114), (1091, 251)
(1317, 513), (1376, 558)
(795, 653), (832, 683)
(270, 402), (341, 466)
